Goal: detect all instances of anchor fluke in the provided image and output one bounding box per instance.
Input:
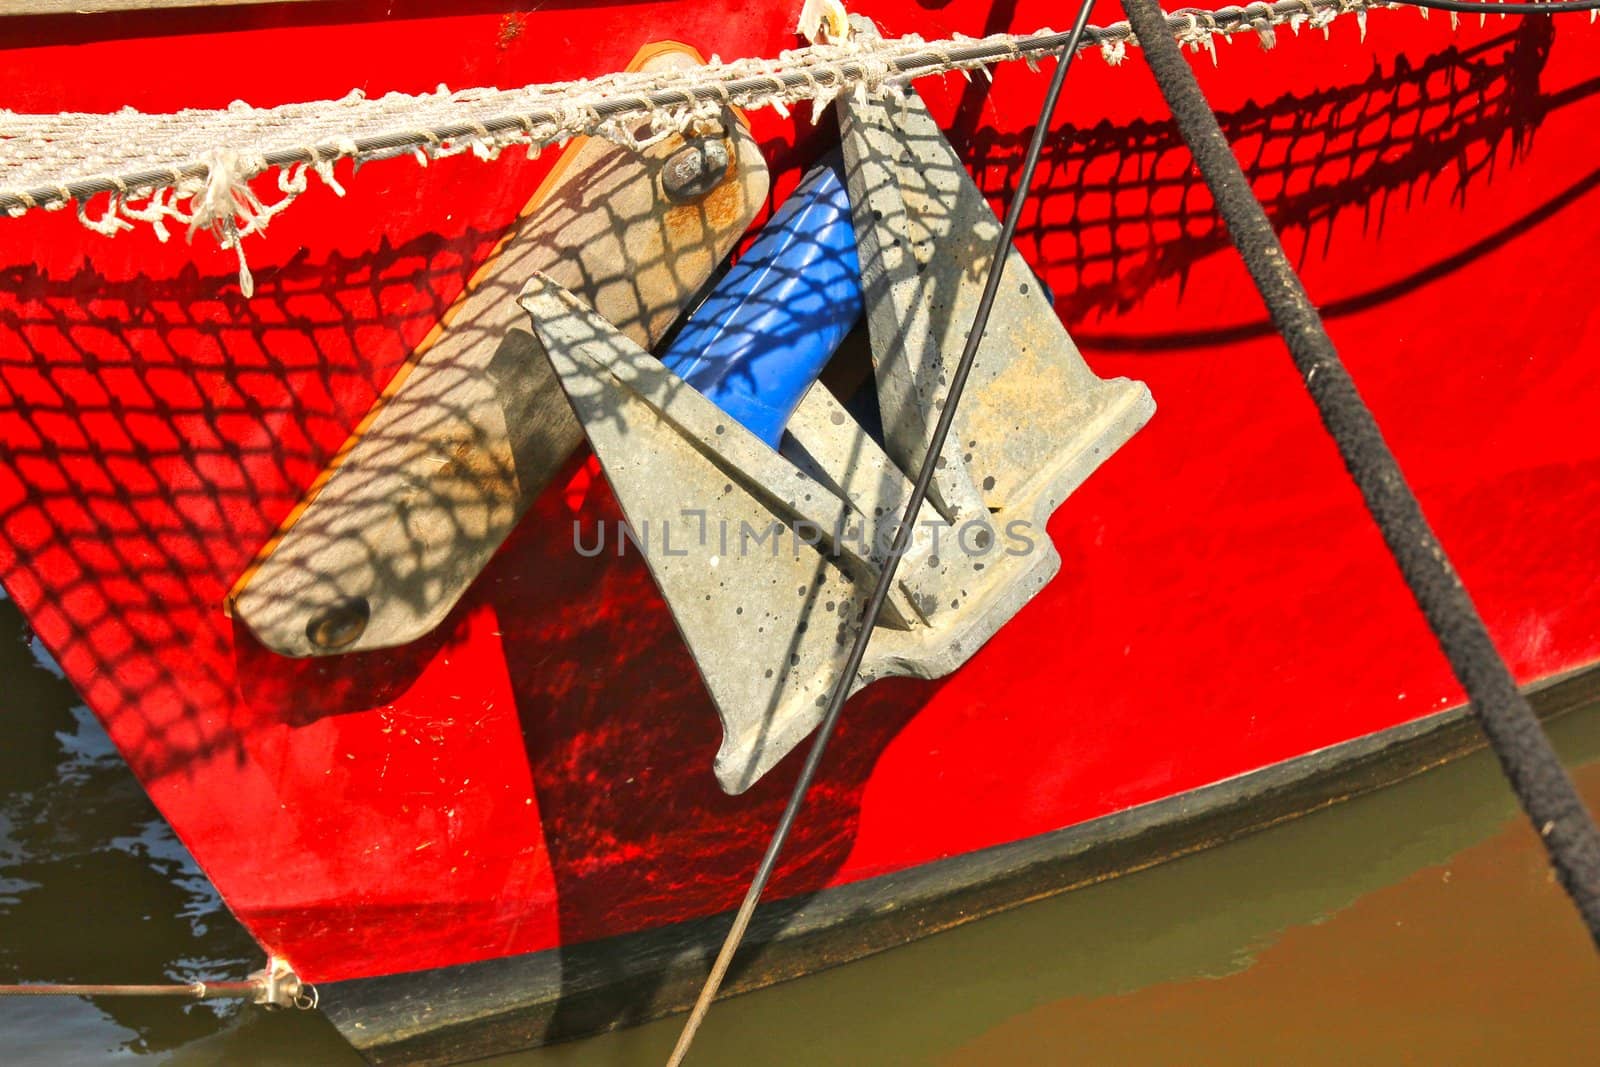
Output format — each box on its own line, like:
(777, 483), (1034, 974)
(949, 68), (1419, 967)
(520, 275), (881, 793)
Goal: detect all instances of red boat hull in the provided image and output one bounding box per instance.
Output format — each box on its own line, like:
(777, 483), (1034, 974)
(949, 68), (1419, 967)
(1, 0), (1598, 1032)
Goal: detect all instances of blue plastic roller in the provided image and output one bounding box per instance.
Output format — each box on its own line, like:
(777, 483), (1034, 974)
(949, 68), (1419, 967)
(659, 154), (862, 447)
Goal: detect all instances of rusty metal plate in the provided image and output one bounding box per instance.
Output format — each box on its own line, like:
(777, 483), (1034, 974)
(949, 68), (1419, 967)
(230, 44), (769, 657)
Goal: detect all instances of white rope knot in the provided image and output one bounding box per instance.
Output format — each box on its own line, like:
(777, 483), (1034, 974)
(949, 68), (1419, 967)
(850, 49), (897, 101)
(184, 147), (265, 243)
(1175, 10), (1223, 64)
(180, 148), (291, 298)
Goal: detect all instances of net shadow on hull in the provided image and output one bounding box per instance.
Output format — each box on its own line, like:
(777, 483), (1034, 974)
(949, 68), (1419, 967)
(0, 16), (1591, 994)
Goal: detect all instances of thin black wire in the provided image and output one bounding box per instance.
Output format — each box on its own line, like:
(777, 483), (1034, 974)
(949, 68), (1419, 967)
(662, 2), (1101, 1063)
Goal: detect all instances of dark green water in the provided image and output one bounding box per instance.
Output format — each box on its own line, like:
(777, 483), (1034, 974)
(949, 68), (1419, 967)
(2, 590), (1597, 1065)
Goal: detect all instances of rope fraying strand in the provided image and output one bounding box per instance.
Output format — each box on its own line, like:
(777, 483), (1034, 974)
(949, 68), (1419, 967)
(0, 0), (1394, 292)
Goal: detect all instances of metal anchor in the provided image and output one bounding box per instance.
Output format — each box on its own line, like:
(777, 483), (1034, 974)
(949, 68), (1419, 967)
(523, 81), (1154, 793)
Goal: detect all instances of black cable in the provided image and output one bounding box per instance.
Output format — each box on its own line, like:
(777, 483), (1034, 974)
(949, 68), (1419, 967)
(661, 3), (1103, 1062)
(1120, 0), (1600, 947)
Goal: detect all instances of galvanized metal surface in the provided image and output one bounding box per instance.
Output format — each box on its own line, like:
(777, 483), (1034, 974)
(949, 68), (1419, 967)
(829, 80), (1156, 699)
(521, 277), (882, 795)
(231, 47), (769, 657)
(526, 82), (1152, 793)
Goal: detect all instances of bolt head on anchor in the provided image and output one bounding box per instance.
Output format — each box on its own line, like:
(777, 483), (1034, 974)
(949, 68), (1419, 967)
(661, 138), (730, 204)
(305, 597), (370, 652)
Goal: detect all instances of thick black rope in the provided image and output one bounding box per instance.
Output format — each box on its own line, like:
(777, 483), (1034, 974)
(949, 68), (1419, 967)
(1120, 0), (1600, 946)
(662, 4), (1103, 1063)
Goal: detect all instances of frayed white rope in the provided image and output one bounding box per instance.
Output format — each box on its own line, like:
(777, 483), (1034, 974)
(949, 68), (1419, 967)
(0, 0), (1395, 291)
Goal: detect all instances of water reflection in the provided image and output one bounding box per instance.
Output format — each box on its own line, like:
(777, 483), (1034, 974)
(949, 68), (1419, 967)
(0, 592), (322, 1061)
(510, 710), (1600, 1066)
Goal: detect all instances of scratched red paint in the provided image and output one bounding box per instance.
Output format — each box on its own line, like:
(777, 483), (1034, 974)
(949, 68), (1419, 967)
(0, 2), (1597, 983)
